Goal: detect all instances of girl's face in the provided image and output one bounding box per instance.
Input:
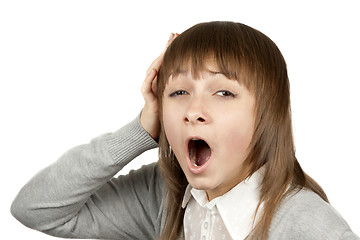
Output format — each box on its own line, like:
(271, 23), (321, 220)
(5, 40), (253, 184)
(162, 60), (256, 201)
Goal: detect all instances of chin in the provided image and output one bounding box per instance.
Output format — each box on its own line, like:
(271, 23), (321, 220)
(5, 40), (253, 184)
(186, 175), (218, 191)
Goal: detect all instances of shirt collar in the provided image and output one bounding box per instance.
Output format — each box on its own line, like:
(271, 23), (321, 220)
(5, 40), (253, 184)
(181, 166), (265, 240)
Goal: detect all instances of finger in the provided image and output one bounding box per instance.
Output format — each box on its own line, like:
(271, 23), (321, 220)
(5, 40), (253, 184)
(142, 68), (156, 94)
(146, 33), (178, 75)
(146, 54), (163, 76)
(164, 33), (176, 49)
(162, 32), (179, 53)
(151, 76), (158, 97)
(141, 69), (157, 101)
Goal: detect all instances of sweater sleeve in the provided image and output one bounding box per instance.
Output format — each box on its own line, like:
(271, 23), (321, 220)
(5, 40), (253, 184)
(267, 190), (360, 240)
(10, 115), (164, 239)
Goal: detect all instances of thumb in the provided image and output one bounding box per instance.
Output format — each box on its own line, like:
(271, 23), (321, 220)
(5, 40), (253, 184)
(151, 76), (158, 97)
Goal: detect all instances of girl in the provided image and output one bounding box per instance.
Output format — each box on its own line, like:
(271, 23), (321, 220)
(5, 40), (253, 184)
(11, 21), (358, 240)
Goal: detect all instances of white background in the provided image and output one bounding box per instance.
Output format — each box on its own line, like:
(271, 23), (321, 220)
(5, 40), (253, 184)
(1, 0), (359, 239)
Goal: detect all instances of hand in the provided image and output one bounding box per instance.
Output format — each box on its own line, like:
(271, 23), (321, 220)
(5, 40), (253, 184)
(140, 33), (178, 140)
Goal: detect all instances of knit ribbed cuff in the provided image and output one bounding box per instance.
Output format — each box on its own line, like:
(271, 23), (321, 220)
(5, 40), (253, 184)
(106, 115), (158, 166)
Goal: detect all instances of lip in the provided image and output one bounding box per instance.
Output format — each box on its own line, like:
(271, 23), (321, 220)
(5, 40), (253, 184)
(185, 136), (212, 174)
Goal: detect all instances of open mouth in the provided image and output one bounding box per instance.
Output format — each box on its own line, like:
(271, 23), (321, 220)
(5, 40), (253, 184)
(188, 139), (212, 167)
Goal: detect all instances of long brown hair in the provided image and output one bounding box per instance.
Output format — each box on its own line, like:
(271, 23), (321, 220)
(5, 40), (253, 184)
(157, 21), (328, 240)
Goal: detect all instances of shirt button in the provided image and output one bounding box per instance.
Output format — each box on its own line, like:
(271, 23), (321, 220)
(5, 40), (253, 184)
(202, 236), (206, 240)
(204, 221), (208, 229)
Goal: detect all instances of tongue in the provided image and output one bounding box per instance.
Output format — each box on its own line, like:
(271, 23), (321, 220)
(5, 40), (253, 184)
(195, 140), (211, 166)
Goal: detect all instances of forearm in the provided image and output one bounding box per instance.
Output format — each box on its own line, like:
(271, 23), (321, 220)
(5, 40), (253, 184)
(11, 115), (158, 233)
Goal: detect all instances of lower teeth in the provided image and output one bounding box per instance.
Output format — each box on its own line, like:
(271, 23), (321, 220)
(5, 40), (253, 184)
(190, 159), (198, 167)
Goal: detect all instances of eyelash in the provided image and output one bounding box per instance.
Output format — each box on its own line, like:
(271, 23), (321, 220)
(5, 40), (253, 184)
(169, 90), (236, 98)
(169, 90), (188, 97)
(215, 90), (236, 98)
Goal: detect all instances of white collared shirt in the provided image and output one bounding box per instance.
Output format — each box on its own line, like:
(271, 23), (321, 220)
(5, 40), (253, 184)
(181, 167), (264, 240)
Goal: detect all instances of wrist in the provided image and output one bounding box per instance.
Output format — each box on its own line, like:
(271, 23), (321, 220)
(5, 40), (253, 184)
(140, 108), (160, 140)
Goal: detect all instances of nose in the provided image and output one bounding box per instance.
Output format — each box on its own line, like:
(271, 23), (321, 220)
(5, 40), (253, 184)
(184, 97), (209, 125)
(185, 112), (206, 124)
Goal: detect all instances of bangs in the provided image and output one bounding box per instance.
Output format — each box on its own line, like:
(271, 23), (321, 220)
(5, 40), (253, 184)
(159, 21), (260, 90)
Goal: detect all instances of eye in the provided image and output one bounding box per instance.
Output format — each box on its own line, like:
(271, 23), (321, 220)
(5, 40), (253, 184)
(215, 90), (236, 98)
(169, 90), (189, 97)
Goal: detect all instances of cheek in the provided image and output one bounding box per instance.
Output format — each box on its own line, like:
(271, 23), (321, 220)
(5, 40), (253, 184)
(227, 128), (252, 154)
(162, 110), (187, 169)
(163, 114), (173, 142)
(162, 105), (180, 149)
(219, 114), (254, 157)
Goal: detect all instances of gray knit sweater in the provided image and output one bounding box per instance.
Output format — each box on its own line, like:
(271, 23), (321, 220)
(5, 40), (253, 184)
(11, 116), (359, 240)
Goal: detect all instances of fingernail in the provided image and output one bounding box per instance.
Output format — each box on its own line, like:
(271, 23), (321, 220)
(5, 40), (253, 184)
(169, 33), (173, 40)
